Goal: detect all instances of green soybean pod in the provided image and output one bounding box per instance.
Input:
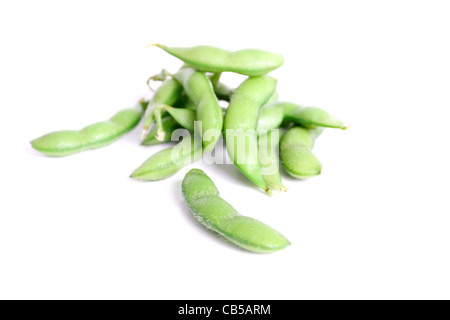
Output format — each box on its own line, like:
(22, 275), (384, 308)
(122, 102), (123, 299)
(258, 130), (286, 191)
(174, 68), (223, 152)
(155, 44), (284, 76)
(155, 104), (281, 138)
(224, 76), (277, 193)
(274, 102), (347, 129)
(131, 134), (202, 181)
(151, 74), (234, 103)
(280, 127), (322, 179)
(165, 107), (196, 132)
(182, 169), (291, 253)
(142, 78), (183, 138)
(31, 100), (147, 157)
(152, 44), (284, 77)
(257, 104), (285, 131)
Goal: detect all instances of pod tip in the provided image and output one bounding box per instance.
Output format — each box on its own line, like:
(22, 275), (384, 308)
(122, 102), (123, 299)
(146, 43), (164, 48)
(156, 130), (166, 142)
(141, 128), (149, 141)
(129, 170), (143, 180)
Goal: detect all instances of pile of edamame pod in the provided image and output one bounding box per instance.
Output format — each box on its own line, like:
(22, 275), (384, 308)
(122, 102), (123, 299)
(31, 44), (347, 253)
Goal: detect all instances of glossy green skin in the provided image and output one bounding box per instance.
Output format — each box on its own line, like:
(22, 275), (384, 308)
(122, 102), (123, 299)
(141, 117), (180, 146)
(165, 107), (195, 132)
(143, 78), (183, 131)
(174, 68), (223, 152)
(156, 44), (284, 77)
(224, 76), (277, 192)
(257, 104), (285, 132)
(258, 130), (285, 191)
(280, 127), (322, 179)
(149, 74), (233, 102)
(31, 101), (146, 157)
(157, 105), (283, 135)
(182, 169), (291, 253)
(131, 135), (202, 181)
(164, 79), (233, 104)
(274, 102), (345, 129)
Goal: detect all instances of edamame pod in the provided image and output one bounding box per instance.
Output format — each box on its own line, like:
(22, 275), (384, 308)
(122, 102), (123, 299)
(257, 104), (285, 132)
(258, 130), (286, 191)
(31, 100), (147, 157)
(224, 76), (278, 193)
(153, 104), (284, 136)
(280, 127), (322, 179)
(275, 102), (347, 129)
(182, 169), (291, 253)
(142, 78), (183, 139)
(165, 107), (196, 132)
(131, 134), (202, 181)
(148, 71), (235, 102)
(153, 44), (284, 77)
(174, 68), (223, 152)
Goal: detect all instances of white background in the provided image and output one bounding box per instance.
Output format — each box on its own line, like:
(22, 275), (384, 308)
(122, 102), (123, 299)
(1, 0), (449, 300)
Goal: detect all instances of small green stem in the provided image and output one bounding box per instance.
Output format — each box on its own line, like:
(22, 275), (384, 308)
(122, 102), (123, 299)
(154, 104), (172, 141)
(209, 72), (222, 88)
(146, 69), (172, 92)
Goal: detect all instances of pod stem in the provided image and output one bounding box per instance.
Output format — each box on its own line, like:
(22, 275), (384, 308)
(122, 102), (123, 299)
(146, 69), (173, 92)
(139, 98), (149, 112)
(141, 127), (149, 141)
(267, 184), (288, 193)
(154, 104), (172, 141)
(146, 78), (155, 92)
(209, 72), (222, 88)
(141, 112), (155, 141)
(145, 43), (165, 49)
